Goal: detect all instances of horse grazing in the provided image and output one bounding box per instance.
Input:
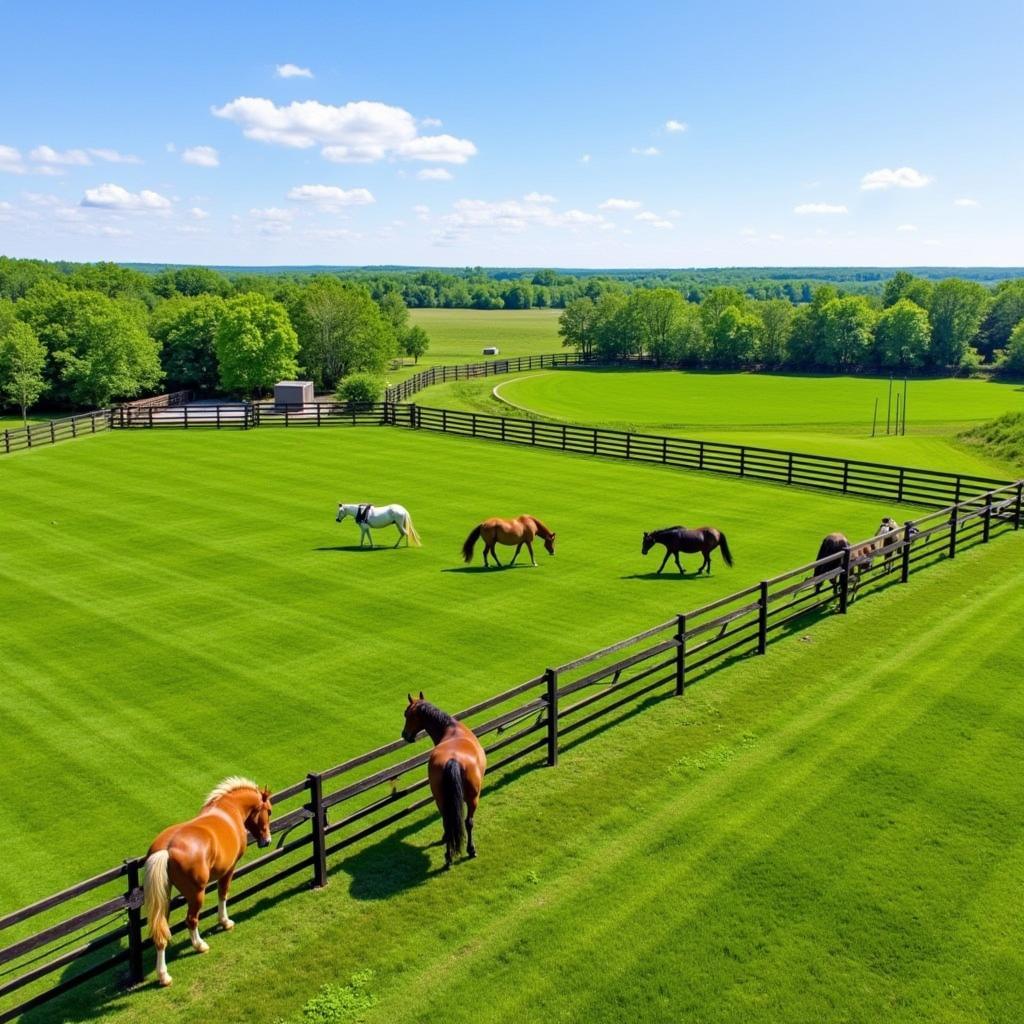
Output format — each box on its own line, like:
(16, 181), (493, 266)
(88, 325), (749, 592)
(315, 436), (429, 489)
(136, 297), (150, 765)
(402, 693), (486, 868)
(143, 778), (272, 987)
(813, 517), (897, 597)
(336, 502), (421, 548)
(462, 515), (556, 568)
(641, 526), (733, 575)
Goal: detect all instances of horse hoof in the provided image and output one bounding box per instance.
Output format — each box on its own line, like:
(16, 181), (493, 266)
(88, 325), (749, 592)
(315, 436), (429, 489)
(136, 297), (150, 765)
(220, 918), (235, 931)
(194, 942), (210, 954)
(158, 974), (173, 988)
(468, 848), (477, 859)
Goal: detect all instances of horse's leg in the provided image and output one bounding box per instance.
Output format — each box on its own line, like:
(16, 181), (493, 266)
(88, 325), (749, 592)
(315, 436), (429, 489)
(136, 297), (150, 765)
(510, 541), (523, 566)
(526, 539), (537, 567)
(657, 548), (670, 574)
(674, 551), (684, 574)
(489, 542), (502, 568)
(703, 549), (712, 575)
(217, 872), (235, 931)
(185, 883), (209, 953)
(394, 520), (405, 548)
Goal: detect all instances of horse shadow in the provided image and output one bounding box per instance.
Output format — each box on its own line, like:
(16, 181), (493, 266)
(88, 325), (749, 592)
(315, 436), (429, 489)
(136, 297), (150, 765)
(620, 571), (714, 581)
(334, 826), (438, 900)
(441, 564), (527, 574)
(314, 545), (387, 553)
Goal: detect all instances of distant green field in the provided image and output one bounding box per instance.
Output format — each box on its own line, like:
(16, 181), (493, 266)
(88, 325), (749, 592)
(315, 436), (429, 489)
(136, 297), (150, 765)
(41, 519), (1024, 1024)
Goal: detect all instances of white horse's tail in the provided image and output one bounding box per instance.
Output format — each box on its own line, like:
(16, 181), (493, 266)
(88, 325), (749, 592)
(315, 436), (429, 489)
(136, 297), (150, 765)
(404, 513), (422, 547)
(144, 850), (172, 948)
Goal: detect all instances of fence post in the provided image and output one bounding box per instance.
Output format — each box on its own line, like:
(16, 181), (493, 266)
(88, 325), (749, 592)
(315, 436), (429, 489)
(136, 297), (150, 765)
(838, 547), (852, 614)
(544, 668), (559, 767)
(561, 424), (567, 450)
(124, 857), (145, 987)
(842, 461), (849, 493)
(901, 521), (913, 583)
(216, 405), (221, 430)
(948, 506), (958, 559)
(662, 436), (667, 463)
(285, 405), (290, 428)
(317, 402), (322, 427)
(592, 428), (598, 455)
(758, 581), (769, 654)
(787, 452), (793, 485)
(1016, 482), (1023, 530)
(149, 407), (154, 429)
(307, 772), (328, 889)
(983, 492), (993, 543)
(50, 421), (56, 444)
(3, 430), (8, 454)
(531, 420), (537, 446)
(674, 614), (687, 695)
(898, 467), (905, 503)
(739, 447), (745, 477)
(183, 405), (189, 430)
(625, 433), (631, 460)
(71, 417), (78, 438)
(442, 408), (448, 432)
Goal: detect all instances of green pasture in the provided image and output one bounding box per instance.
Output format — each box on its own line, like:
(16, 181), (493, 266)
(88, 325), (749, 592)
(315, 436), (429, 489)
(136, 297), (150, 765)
(0, 427), (898, 910)
(31, 513), (1024, 1024)
(415, 369), (1024, 477)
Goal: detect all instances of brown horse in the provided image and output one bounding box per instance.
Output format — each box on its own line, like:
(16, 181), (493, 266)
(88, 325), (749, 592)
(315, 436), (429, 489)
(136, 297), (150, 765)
(813, 518), (894, 597)
(641, 525), (733, 575)
(462, 515), (556, 568)
(402, 693), (487, 868)
(143, 778), (272, 986)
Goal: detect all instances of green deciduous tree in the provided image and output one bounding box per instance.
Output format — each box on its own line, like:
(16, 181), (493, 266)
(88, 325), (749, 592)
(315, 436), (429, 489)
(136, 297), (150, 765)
(874, 299), (931, 370)
(0, 318), (47, 422)
(558, 298), (598, 357)
(818, 296), (876, 369)
(758, 299), (794, 368)
(977, 280), (1024, 359)
(1004, 319), (1024, 375)
(149, 294), (227, 391)
(401, 325), (430, 364)
(708, 306), (763, 367)
(928, 278), (990, 369)
(335, 372), (384, 407)
(215, 292), (299, 398)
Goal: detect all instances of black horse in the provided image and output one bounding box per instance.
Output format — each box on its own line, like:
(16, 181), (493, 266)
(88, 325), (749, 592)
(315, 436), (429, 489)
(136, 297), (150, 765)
(641, 526), (733, 575)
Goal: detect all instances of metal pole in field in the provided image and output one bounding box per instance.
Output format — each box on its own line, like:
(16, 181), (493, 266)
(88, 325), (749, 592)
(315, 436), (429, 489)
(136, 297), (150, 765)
(886, 375), (893, 434)
(895, 395), (900, 438)
(871, 397), (878, 437)
(902, 377), (908, 435)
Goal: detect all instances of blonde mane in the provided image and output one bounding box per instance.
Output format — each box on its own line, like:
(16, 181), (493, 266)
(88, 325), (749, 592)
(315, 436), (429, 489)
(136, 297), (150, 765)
(203, 776), (260, 808)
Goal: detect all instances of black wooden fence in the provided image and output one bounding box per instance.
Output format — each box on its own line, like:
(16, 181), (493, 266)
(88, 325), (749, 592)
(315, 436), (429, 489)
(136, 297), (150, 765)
(1, 411), (113, 455)
(1, 478), (1021, 1022)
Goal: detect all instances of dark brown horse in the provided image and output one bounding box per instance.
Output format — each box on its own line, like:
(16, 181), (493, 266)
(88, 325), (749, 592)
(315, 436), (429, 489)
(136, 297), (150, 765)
(641, 526), (733, 575)
(462, 515), (556, 568)
(813, 518), (896, 598)
(402, 693), (487, 868)
(144, 778), (272, 986)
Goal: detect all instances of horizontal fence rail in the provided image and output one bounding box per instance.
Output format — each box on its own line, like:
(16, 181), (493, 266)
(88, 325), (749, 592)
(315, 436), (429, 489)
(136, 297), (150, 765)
(1, 411), (113, 456)
(2, 477), (1021, 1022)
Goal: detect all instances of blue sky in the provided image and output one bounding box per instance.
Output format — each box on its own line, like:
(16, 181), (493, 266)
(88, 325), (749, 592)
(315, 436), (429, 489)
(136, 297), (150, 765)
(1, 0), (1021, 267)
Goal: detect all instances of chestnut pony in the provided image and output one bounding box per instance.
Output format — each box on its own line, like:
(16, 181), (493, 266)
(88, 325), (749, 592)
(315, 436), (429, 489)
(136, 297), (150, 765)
(462, 515), (556, 568)
(402, 693), (487, 868)
(143, 777), (272, 986)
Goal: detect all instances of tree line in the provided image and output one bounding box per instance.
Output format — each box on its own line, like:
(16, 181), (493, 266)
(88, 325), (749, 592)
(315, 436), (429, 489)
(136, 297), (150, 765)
(557, 272), (1024, 376)
(0, 258), (429, 420)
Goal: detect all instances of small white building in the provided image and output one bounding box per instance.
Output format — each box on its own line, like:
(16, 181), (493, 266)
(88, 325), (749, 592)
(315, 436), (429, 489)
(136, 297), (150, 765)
(274, 380), (314, 406)
(483, 347), (500, 356)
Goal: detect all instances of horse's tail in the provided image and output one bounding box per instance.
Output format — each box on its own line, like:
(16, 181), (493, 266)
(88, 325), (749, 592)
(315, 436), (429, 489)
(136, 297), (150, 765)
(462, 525), (482, 563)
(143, 849), (172, 949)
(441, 758), (465, 862)
(404, 513), (422, 547)
(717, 530), (733, 567)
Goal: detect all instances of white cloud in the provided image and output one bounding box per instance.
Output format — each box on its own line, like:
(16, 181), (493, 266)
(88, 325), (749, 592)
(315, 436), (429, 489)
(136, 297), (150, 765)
(250, 207), (293, 235)
(0, 145), (26, 174)
(190, 207), (209, 220)
(421, 117), (442, 128)
(897, 223), (917, 232)
(954, 197), (980, 207)
(417, 167), (453, 181)
(600, 197), (642, 211)
(664, 119), (687, 133)
(413, 204), (430, 221)
(631, 146), (660, 157)
(523, 192), (557, 203)
(304, 226), (362, 241)
(793, 202), (848, 215)
(580, 153), (591, 164)
(276, 63), (313, 79)
(31, 145), (91, 165)
(287, 184), (375, 208)
(81, 183), (172, 210)
(213, 97), (477, 165)
(89, 148), (142, 164)
(182, 145), (219, 167)
(860, 166), (932, 190)
(436, 196), (608, 241)
(739, 226), (756, 236)
(667, 209), (682, 218)
(768, 233), (785, 241)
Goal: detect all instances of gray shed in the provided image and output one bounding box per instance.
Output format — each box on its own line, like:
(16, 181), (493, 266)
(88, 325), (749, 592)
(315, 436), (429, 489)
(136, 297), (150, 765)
(274, 380), (314, 406)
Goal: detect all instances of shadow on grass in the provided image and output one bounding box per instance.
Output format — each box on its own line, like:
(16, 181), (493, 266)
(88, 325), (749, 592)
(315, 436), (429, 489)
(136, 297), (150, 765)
(314, 545), (394, 553)
(441, 563), (538, 574)
(620, 571), (715, 581)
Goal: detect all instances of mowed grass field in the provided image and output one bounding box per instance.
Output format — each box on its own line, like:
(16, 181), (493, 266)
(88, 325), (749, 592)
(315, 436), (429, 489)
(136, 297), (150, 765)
(35, 521), (1024, 1024)
(0, 427), (899, 909)
(419, 367), (1024, 476)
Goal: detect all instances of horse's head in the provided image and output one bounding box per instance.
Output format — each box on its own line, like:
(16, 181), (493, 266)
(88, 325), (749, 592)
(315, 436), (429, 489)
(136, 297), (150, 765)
(641, 532), (655, 555)
(544, 531), (556, 556)
(336, 503), (348, 523)
(878, 516), (898, 535)
(402, 691), (427, 742)
(244, 787), (273, 849)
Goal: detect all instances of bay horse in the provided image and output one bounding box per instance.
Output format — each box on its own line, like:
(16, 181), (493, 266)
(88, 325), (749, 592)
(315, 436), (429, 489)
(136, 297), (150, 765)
(402, 693), (487, 868)
(462, 515), (556, 568)
(336, 502), (421, 548)
(641, 526), (733, 575)
(143, 778), (272, 987)
(813, 518), (897, 598)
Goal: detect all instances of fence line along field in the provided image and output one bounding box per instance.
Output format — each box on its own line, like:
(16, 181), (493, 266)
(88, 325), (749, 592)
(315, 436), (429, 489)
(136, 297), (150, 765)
(0, 427), (905, 906)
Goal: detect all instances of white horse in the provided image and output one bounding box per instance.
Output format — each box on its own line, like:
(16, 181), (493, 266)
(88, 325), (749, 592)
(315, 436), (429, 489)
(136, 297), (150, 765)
(336, 502), (421, 548)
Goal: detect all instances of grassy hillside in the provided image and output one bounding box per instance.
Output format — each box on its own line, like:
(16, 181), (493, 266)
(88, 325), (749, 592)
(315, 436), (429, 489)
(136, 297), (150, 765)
(959, 412), (1024, 471)
(33, 525), (1024, 1024)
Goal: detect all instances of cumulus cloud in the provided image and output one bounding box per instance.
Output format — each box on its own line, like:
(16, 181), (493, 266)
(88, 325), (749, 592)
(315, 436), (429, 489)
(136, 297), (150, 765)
(420, 117), (442, 128)
(636, 211), (674, 228)
(435, 196), (607, 243)
(81, 183), (172, 210)
(631, 146), (660, 157)
(954, 197), (980, 207)
(793, 202), (848, 214)
(89, 148), (142, 164)
(287, 184), (375, 207)
(523, 192), (557, 203)
(600, 197), (642, 211)
(190, 207), (209, 220)
(31, 145), (91, 165)
(860, 166), (932, 190)
(413, 204), (431, 221)
(276, 63), (313, 79)
(250, 207), (293, 235)
(664, 119), (687, 133)
(417, 167), (452, 181)
(897, 223), (917, 232)
(182, 145), (220, 167)
(0, 145), (26, 174)
(212, 97), (477, 165)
